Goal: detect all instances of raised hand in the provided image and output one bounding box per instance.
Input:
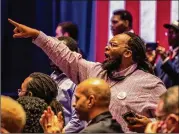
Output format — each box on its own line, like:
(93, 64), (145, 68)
(8, 18), (40, 39)
(57, 111), (65, 132)
(40, 106), (64, 133)
(156, 46), (168, 60)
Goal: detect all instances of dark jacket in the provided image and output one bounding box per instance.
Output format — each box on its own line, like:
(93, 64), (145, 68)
(80, 111), (123, 133)
(155, 51), (179, 88)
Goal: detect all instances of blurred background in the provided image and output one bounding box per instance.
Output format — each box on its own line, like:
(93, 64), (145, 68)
(1, 0), (178, 98)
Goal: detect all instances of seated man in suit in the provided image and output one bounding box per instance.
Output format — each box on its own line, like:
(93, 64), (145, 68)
(40, 78), (124, 133)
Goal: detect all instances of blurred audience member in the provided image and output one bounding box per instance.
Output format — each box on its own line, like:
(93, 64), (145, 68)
(145, 85), (179, 133)
(50, 36), (85, 132)
(18, 72), (64, 117)
(128, 85), (179, 133)
(17, 96), (48, 133)
(40, 78), (124, 133)
(111, 9), (133, 36)
(56, 22), (78, 40)
(154, 20), (179, 88)
(55, 21), (86, 58)
(1, 95), (26, 133)
(146, 43), (158, 67)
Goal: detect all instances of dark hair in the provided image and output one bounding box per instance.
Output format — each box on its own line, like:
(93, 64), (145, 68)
(124, 32), (154, 74)
(27, 72), (58, 104)
(58, 22), (78, 41)
(113, 9), (133, 28)
(27, 72), (64, 120)
(17, 96), (48, 133)
(57, 36), (78, 53)
(49, 99), (65, 127)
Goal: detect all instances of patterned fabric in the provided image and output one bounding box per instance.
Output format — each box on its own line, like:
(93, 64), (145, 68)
(33, 32), (167, 132)
(50, 71), (85, 133)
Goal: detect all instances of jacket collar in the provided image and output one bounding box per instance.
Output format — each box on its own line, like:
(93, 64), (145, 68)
(87, 111), (112, 126)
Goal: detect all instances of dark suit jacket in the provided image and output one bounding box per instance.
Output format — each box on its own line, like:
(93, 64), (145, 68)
(80, 111), (123, 133)
(155, 52), (179, 88)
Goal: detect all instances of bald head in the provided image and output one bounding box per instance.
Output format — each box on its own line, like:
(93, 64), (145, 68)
(1, 95), (26, 133)
(77, 78), (111, 107)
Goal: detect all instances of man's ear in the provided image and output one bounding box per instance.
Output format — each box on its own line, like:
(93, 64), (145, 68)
(87, 95), (95, 109)
(124, 49), (132, 58)
(64, 32), (69, 37)
(165, 114), (179, 130)
(124, 20), (129, 27)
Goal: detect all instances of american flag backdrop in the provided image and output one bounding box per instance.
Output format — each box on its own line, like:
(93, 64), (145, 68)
(94, 0), (179, 62)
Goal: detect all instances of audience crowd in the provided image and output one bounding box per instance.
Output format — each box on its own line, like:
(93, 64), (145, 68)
(1, 9), (179, 133)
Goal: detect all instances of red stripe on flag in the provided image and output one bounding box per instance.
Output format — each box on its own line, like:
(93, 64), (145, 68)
(95, 1), (109, 62)
(125, 0), (140, 35)
(156, 0), (171, 49)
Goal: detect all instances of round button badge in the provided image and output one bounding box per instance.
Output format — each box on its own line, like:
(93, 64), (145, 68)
(117, 92), (127, 100)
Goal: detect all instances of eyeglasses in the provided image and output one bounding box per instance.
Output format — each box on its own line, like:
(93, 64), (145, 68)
(17, 89), (27, 94)
(107, 42), (130, 49)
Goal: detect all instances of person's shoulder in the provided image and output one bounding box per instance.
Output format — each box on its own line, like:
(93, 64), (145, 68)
(134, 69), (162, 81)
(80, 123), (103, 133)
(57, 75), (76, 90)
(81, 118), (123, 133)
(132, 70), (166, 89)
(88, 62), (106, 75)
(61, 78), (76, 86)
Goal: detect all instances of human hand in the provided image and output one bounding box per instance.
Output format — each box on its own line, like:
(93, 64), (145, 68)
(57, 111), (64, 132)
(145, 121), (159, 133)
(156, 46), (168, 60)
(40, 106), (64, 133)
(8, 18), (40, 39)
(127, 113), (151, 133)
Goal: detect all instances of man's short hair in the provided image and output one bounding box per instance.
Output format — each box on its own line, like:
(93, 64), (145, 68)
(17, 96), (48, 133)
(113, 9), (133, 28)
(1, 95), (26, 133)
(57, 36), (78, 53)
(58, 22), (78, 41)
(160, 85), (179, 114)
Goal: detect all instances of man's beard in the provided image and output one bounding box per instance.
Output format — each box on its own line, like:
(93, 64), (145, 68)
(102, 56), (122, 72)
